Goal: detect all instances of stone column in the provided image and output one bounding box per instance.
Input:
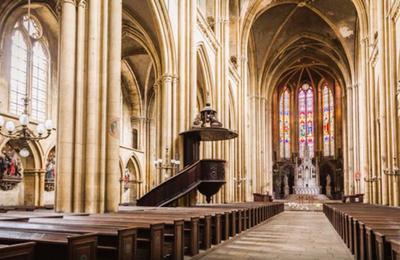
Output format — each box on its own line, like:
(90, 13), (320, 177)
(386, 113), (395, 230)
(105, 0), (122, 212)
(240, 56), (249, 201)
(159, 75), (174, 181)
(38, 170), (45, 206)
(56, 0), (76, 212)
(153, 83), (161, 185)
(353, 83), (360, 186)
(378, 0), (389, 205)
(395, 82), (400, 206)
(346, 84), (353, 194)
(84, 0), (101, 213)
(265, 105), (273, 194)
(359, 37), (369, 202)
(73, 0), (86, 213)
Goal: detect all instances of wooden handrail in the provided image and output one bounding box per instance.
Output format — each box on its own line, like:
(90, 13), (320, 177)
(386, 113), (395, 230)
(137, 159), (226, 206)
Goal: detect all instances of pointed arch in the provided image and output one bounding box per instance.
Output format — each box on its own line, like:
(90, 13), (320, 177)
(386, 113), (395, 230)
(196, 43), (214, 107)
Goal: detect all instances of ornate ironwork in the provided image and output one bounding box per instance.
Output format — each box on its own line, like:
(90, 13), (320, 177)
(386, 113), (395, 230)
(192, 98), (223, 128)
(0, 98), (52, 142)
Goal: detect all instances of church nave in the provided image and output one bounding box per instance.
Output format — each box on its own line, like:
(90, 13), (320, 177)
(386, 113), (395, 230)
(196, 211), (353, 260)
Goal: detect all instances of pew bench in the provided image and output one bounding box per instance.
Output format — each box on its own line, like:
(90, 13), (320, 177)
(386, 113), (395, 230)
(390, 239), (400, 260)
(63, 215), (184, 260)
(0, 221), (137, 260)
(323, 203), (400, 260)
(113, 211), (208, 254)
(29, 217), (167, 260)
(0, 242), (35, 259)
(0, 229), (97, 260)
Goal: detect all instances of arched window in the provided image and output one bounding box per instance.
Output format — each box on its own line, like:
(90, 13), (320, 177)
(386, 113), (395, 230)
(279, 90), (290, 158)
(323, 84), (335, 156)
(9, 15), (48, 122)
(299, 83), (314, 158)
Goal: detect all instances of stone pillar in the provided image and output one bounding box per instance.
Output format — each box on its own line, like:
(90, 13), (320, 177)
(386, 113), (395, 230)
(159, 75), (174, 181)
(240, 56), (249, 201)
(105, 0), (122, 212)
(73, 0), (87, 213)
(346, 85), (353, 195)
(153, 83), (161, 185)
(38, 170), (45, 206)
(395, 82), (400, 206)
(378, 0), (389, 205)
(84, 0), (102, 213)
(359, 37), (369, 202)
(56, 0), (76, 212)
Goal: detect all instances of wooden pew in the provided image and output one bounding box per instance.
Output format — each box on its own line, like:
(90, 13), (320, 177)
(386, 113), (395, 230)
(113, 211), (204, 255)
(119, 208), (218, 247)
(390, 238), (400, 260)
(196, 202), (283, 233)
(0, 229), (97, 260)
(0, 242), (35, 259)
(140, 207), (227, 243)
(62, 215), (184, 260)
(0, 221), (136, 260)
(29, 217), (165, 260)
(323, 203), (400, 260)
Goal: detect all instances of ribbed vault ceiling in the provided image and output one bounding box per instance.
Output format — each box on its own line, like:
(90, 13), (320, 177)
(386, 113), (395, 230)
(250, 0), (358, 89)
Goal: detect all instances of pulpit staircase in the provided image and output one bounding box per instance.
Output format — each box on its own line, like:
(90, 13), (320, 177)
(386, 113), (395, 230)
(137, 102), (237, 207)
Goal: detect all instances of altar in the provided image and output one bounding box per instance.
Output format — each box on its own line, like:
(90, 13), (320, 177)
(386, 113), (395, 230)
(293, 146), (321, 195)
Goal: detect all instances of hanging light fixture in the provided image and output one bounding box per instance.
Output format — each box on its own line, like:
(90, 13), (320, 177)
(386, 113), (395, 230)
(0, 0), (53, 158)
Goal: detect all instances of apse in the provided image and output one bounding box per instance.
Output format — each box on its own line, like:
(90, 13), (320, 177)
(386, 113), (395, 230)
(247, 0), (358, 200)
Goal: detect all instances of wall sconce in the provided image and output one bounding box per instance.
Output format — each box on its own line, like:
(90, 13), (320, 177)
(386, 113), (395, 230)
(383, 167), (400, 177)
(364, 176), (381, 183)
(233, 177), (247, 186)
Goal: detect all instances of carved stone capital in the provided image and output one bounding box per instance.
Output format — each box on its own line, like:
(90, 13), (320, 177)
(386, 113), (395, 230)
(56, 0), (77, 17)
(59, 0), (77, 6)
(153, 83), (160, 94)
(158, 74), (174, 84)
(78, 0), (87, 8)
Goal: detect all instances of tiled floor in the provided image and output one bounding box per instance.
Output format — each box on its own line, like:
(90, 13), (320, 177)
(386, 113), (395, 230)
(196, 211), (352, 260)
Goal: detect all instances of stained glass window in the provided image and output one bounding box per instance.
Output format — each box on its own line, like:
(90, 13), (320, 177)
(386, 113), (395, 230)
(9, 16), (48, 121)
(299, 83), (314, 158)
(279, 90), (290, 158)
(323, 84), (335, 156)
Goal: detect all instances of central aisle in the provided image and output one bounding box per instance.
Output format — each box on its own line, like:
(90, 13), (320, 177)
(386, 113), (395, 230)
(196, 211), (352, 260)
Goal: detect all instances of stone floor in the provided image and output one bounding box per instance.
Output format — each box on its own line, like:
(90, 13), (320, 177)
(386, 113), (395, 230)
(195, 211), (352, 260)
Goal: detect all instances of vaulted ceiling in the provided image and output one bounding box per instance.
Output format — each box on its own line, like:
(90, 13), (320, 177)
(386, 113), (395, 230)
(250, 0), (358, 90)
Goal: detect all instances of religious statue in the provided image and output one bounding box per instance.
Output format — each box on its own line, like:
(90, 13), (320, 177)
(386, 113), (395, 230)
(284, 175), (289, 197)
(45, 152), (56, 180)
(192, 114), (202, 127)
(123, 168), (131, 190)
(44, 149), (56, 191)
(326, 174), (332, 197)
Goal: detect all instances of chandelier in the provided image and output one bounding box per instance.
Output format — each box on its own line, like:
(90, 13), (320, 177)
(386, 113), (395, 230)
(0, 98), (53, 158)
